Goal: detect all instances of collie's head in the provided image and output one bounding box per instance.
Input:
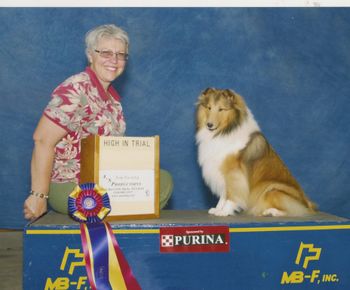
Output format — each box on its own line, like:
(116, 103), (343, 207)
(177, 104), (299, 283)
(196, 88), (248, 136)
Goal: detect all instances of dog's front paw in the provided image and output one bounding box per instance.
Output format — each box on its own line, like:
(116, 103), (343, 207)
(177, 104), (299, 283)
(209, 206), (233, 216)
(213, 209), (234, 216)
(213, 201), (243, 216)
(208, 207), (218, 215)
(209, 200), (245, 216)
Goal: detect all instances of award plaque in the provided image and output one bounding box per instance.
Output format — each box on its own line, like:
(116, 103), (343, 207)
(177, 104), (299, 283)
(80, 135), (160, 220)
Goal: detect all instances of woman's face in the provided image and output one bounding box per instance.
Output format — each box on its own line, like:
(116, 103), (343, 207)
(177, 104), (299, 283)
(88, 36), (127, 90)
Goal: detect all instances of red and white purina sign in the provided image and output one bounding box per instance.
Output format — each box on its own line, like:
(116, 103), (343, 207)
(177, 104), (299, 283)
(160, 226), (230, 253)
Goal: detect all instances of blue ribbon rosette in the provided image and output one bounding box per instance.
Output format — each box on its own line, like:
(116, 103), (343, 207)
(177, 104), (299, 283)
(68, 183), (111, 223)
(68, 182), (141, 290)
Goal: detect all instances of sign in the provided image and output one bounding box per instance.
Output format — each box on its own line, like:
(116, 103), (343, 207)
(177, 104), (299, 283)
(280, 241), (340, 286)
(80, 135), (160, 220)
(160, 226), (230, 253)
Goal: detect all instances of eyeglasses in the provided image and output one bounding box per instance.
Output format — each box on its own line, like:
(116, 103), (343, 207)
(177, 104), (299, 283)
(94, 50), (129, 61)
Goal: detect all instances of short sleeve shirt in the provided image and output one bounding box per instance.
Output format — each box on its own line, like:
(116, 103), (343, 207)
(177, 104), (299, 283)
(44, 67), (126, 183)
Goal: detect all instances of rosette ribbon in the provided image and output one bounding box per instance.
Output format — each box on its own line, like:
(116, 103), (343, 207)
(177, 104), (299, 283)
(68, 183), (141, 290)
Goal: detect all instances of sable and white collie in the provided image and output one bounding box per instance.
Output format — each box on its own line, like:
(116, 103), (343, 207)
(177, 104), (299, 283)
(196, 88), (316, 217)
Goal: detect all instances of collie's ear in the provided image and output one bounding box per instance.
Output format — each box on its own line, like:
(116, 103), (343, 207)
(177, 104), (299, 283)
(224, 89), (247, 111)
(196, 96), (206, 107)
(202, 87), (215, 96)
(223, 89), (236, 99)
(222, 89), (237, 106)
(196, 88), (212, 107)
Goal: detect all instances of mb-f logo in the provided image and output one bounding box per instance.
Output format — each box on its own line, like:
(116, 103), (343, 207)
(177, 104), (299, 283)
(281, 242), (339, 285)
(44, 247), (89, 290)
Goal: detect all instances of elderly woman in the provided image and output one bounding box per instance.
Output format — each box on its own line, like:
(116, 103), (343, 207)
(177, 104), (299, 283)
(24, 24), (172, 220)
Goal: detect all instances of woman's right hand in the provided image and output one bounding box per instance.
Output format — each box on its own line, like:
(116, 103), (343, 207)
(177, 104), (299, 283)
(23, 194), (48, 221)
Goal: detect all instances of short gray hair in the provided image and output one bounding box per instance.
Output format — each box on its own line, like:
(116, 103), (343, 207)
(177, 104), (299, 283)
(85, 24), (129, 57)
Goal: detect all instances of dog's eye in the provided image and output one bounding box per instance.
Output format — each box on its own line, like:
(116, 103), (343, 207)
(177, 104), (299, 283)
(207, 106), (211, 111)
(218, 108), (223, 112)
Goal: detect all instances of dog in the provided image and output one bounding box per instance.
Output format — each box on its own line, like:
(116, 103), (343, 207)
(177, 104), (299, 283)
(196, 88), (316, 217)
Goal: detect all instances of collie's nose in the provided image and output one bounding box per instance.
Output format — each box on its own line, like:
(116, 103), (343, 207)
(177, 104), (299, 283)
(207, 122), (214, 129)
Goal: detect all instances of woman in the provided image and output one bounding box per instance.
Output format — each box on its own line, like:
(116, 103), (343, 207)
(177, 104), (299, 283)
(24, 24), (131, 220)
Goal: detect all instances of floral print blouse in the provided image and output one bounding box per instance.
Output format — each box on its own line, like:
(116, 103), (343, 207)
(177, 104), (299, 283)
(44, 67), (126, 183)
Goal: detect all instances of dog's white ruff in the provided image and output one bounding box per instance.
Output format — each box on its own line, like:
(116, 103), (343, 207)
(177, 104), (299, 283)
(196, 109), (260, 216)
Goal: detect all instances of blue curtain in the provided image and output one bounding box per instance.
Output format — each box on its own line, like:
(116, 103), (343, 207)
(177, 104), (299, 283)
(1, 8), (349, 228)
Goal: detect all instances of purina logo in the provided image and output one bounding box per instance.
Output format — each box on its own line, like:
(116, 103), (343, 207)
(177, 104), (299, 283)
(161, 233), (226, 247)
(160, 226), (230, 253)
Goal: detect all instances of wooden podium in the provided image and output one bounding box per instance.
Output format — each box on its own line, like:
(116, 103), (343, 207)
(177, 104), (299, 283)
(80, 135), (160, 220)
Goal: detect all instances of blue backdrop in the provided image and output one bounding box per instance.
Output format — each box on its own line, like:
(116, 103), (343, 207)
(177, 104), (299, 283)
(1, 8), (349, 228)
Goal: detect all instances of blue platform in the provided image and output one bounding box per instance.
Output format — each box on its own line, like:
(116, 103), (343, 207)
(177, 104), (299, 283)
(23, 210), (350, 290)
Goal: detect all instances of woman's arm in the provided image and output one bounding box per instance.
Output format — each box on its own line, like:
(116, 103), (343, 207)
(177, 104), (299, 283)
(23, 115), (68, 220)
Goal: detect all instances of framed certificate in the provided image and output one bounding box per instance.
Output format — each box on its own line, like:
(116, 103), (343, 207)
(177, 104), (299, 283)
(80, 135), (160, 220)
